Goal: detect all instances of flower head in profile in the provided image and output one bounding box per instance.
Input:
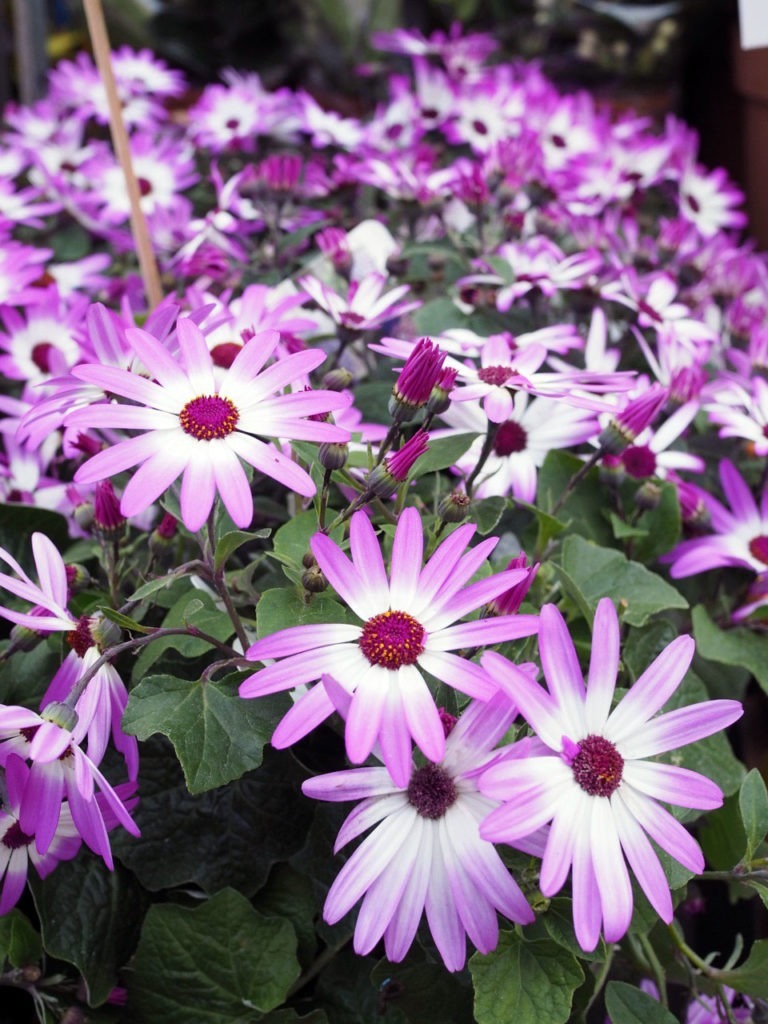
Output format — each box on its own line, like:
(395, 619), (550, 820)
(478, 598), (742, 951)
(302, 691), (539, 971)
(661, 459), (768, 580)
(65, 319), (351, 532)
(241, 506), (539, 786)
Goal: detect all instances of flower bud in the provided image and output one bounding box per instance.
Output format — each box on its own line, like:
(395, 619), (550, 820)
(366, 431), (429, 500)
(41, 700), (79, 732)
(302, 564), (328, 593)
(389, 339), (446, 424)
(427, 366), (458, 417)
(93, 480), (126, 536)
(322, 367), (353, 391)
(319, 440), (349, 471)
(437, 489), (472, 524)
(597, 384), (668, 455)
(487, 553), (539, 615)
(65, 563), (92, 596)
(635, 480), (662, 511)
(89, 613), (121, 651)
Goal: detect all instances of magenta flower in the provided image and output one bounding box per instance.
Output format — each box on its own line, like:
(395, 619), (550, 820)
(65, 319), (350, 532)
(240, 507), (539, 785)
(0, 532), (75, 632)
(478, 598), (742, 951)
(0, 755), (81, 915)
(302, 691), (537, 971)
(661, 460), (768, 579)
(0, 705), (140, 867)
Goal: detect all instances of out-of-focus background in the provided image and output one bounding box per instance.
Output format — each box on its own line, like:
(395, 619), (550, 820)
(0, 0), (765, 244)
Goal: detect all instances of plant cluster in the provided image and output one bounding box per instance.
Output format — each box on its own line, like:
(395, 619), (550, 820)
(0, 23), (767, 1024)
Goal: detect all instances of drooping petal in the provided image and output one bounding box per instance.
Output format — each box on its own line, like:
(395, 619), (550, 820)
(227, 433), (315, 497)
(424, 824), (467, 972)
(540, 792), (583, 896)
(591, 797), (634, 943)
(74, 430), (169, 486)
(179, 453), (217, 533)
(612, 791), (673, 922)
(619, 785), (704, 873)
(353, 814), (422, 954)
(240, 643), (364, 696)
(271, 683), (338, 748)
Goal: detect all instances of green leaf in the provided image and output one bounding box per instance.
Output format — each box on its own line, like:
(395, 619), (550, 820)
(0, 909), (42, 968)
(0, 505), (71, 569)
(256, 587), (354, 639)
(128, 569), (196, 603)
(471, 496), (508, 535)
(699, 793), (748, 871)
(536, 450), (613, 546)
(131, 590), (235, 680)
(253, 865), (318, 967)
(215, 528), (271, 572)
(609, 513), (648, 541)
(554, 535), (688, 628)
(123, 672), (289, 793)
(714, 939), (768, 999)
(632, 482), (681, 564)
(470, 931), (583, 1024)
(411, 433), (479, 476)
(112, 741), (313, 896)
(411, 297), (466, 336)
(739, 769), (768, 862)
(30, 856), (147, 1006)
(604, 981), (677, 1024)
(692, 605), (768, 696)
(127, 889), (299, 1023)
(97, 606), (154, 634)
(370, 947), (474, 1023)
(528, 898), (608, 963)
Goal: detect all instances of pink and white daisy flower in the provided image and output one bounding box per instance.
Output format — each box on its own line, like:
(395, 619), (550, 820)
(64, 319), (350, 532)
(0, 705), (140, 867)
(240, 506), (539, 786)
(478, 598), (742, 951)
(0, 754), (81, 914)
(481, 598), (745, 950)
(302, 691), (539, 970)
(661, 460), (768, 579)
(0, 531), (75, 633)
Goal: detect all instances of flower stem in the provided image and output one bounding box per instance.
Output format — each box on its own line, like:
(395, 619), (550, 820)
(465, 421), (498, 498)
(549, 447), (603, 516)
(206, 517), (250, 652)
(82, 0), (163, 310)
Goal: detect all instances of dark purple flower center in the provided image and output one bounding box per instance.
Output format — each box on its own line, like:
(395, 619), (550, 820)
(407, 763), (457, 819)
(686, 194), (701, 214)
(209, 342), (242, 369)
(179, 395), (239, 441)
(359, 610), (425, 669)
(1, 820), (33, 851)
(31, 342), (54, 373)
(478, 365), (513, 387)
(438, 708), (458, 737)
(137, 177), (153, 197)
(570, 734), (624, 797)
(621, 443), (657, 479)
(472, 119), (488, 136)
(494, 420), (528, 456)
(67, 615), (95, 658)
(749, 535), (768, 566)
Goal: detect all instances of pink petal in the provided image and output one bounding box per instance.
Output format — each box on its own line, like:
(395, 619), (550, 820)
(480, 651), (562, 748)
(247, 623), (361, 659)
(345, 666), (390, 765)
(400, 664), (445, 764)
(74, 431), (168, 485)
(418, 650), (497, 700)
(539, 604), (587, 737)
(176, 318), (216, 394)
(389, 506), (423, 609)
(384, 822), (433, 961)
(271, 683), (337, 748)
(125, 326), (189, 391)
(619, 786), (704, 873)
(585, 597), (619, 732)
(349, 511), (389, 604)
(227, 433), (315, 497)
(120, 444), (192, 518)
(619, 699), (743, 759)
(612, 792), (673, 922)
(179, 454), (217, 533)
(212, 444), (255, 528)
(591, 798), (633, 943)
(606, 635), (695, 743)
(31, 533), (68, 608)
(310, 532), (375, 619)
(622, 761), (723, 810)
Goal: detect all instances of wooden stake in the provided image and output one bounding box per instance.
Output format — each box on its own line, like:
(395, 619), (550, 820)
(82, 0), (163, 310)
